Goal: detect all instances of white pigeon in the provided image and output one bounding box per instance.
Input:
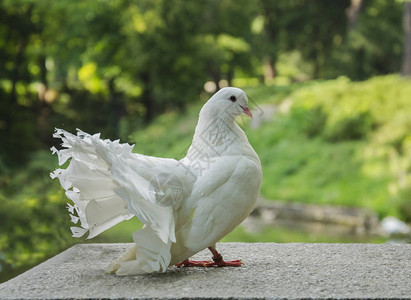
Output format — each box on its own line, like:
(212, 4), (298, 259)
(51, 87), (262, 275)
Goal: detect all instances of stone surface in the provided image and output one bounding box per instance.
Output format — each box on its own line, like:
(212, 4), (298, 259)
(0, 243), (410, 299)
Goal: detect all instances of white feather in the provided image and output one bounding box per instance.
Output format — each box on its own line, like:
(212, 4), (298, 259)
(51, 87), (262, 275)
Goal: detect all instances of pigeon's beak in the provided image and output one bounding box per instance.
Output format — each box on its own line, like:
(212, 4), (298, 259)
(241, 106), (253, 118)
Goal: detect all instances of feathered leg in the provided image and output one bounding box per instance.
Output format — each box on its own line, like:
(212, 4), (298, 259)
(107, 245), (138, 274)
(108, 226), (172, 275)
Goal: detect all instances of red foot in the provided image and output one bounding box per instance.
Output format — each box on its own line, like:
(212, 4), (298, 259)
(207, 246), (243, 267)
(203, 259), (243, 267)
(176, 246), (243, 268)
(176, 259), (213, 268)
(176, 259), (243, 268)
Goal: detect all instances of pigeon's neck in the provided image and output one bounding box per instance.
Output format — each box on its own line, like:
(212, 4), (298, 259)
(188, 110), (250, 158)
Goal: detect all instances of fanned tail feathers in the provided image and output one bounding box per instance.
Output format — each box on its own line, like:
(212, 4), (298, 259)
(51, 128), (191, 274)
(51, 129), (134, 239)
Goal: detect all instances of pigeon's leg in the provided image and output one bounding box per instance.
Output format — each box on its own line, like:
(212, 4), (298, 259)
(205, 246), (243, 267)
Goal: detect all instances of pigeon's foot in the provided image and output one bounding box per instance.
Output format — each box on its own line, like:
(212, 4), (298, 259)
(176, 246), (243, 268)
(207, 246), (243, 267)
(176, 259), (213, 268)
(203, 259), (243, 267)
(175, 258), (242, 268)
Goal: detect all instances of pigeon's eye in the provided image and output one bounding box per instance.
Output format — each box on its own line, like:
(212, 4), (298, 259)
(229, 95), (237, 102)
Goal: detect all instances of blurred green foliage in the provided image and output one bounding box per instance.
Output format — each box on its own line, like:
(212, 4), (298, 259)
(1, 0), (410, 283)
(121, 75), (411, 221)
(0, 152), (74, 281)
(3, 75), (410, 282)
(0, 0), (407, 164)
(255, 76), (411, 219)
(90, 74), (411, 246)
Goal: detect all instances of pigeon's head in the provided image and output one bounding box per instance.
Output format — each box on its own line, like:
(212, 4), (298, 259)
(205, 87), (252, 119)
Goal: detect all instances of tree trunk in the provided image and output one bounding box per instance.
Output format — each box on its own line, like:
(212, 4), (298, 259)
(346, 0), (363, 30)
(141, 72), (155, 123)
(227, 65), (234, 87)
(261, 0), (277, 82)
(313, 57), (321, 79)
(10, 4), (33, 106)
(402, 1), (411, 76)
(213, 77), (221, 91)
(37, 52), (51, 144)
(211, 65), (221, 90)
(38, 53), (49, 122)
(10, 38), (26, 106)
(263, 56), (276, 83)
(38, 54), (47, 102)
(107, 77), (118, 136)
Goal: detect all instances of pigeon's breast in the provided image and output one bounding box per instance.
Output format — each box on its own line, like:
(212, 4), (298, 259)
(228, 155), (262, 219)
(174, 154), (262, 254)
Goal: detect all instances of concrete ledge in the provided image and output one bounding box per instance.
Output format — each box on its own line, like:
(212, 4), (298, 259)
(0, 243), (410, 299)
